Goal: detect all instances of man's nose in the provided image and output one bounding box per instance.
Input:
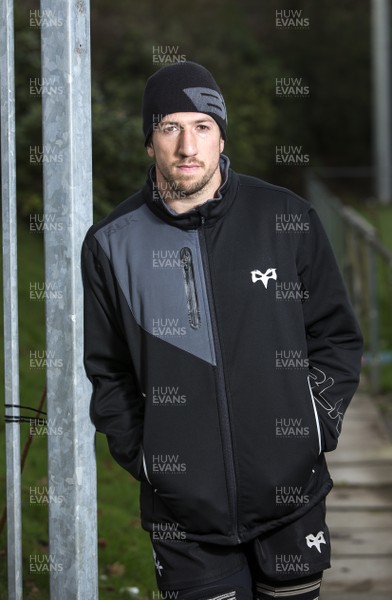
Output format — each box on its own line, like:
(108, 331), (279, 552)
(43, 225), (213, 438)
(178, 129), (197, 157)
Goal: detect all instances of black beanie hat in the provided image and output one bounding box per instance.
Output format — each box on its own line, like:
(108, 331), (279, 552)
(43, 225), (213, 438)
(142, 61), (227, 145)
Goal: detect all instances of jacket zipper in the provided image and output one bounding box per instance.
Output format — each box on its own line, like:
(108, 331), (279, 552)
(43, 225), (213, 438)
(180, 247), (201, 329)
(197, 215), (241, 543)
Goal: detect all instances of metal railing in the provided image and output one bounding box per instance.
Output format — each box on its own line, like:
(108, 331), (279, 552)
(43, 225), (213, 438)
(306, 173), (392, 394)
(1, 1), (23, 597)
(1, 0), (98, 597)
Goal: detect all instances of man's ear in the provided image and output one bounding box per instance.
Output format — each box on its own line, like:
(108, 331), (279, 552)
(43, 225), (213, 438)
(220, 137), (225, 153)
(146, 139), (155, 158)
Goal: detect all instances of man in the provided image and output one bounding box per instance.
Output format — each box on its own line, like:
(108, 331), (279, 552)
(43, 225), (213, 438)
(82, 62), (362, 599)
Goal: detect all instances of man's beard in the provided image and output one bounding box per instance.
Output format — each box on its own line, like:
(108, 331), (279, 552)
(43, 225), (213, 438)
(157, 161), (220, 200)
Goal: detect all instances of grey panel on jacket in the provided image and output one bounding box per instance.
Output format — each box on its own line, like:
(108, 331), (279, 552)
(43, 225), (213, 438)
(94, 203), (217, 365)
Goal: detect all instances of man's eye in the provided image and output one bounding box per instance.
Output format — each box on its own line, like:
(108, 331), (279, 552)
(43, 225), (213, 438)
(161, 125), (179, 133)
(197, 125), (210, 131)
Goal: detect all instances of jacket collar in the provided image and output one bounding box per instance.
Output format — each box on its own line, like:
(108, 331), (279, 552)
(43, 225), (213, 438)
(142, 154), (238, 229)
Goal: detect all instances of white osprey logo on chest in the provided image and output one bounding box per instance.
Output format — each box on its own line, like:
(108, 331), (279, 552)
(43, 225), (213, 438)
(251, 268), (277, 288)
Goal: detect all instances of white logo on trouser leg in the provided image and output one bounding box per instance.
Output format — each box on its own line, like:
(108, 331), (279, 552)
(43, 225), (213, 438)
(305, 530), (326, 553)
(152, 548), (163, 576)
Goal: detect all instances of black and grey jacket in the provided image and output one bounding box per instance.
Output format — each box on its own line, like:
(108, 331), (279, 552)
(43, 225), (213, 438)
(82, 155), (363, 545)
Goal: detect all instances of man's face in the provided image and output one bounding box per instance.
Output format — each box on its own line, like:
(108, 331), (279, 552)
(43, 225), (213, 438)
(146, 112), (225, 198)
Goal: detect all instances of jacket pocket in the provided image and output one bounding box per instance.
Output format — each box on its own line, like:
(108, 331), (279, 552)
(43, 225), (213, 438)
(307, 375), (323, 454)
(141, 447), (152, 485)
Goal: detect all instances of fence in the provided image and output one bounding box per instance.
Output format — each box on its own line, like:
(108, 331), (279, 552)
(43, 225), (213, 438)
(306, 173), (392, 395)
(1, 1), (98, 598)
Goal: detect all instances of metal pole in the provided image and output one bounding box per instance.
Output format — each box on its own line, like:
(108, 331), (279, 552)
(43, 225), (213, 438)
(0, 0), (23, 598)
(371, 0), (392, 204)
(40, 1), (98, 598)
(367, 246), (380, 393)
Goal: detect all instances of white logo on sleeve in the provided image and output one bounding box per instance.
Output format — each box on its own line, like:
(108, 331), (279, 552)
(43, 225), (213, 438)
(251, 268), (277, 288)
(305, 531), (326, 553)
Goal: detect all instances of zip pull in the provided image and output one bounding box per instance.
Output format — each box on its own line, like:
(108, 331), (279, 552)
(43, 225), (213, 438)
(199, 213), (206, 226)
(181, 247), (191, 270)
(180, 247), (201, 330)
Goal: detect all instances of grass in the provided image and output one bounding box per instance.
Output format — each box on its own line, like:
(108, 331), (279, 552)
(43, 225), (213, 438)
(355, 203), (392, 253)
(0, 225), (156, 599)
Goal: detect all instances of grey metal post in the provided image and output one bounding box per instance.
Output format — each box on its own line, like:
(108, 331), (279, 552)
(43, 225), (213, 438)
(371, 0), (392, 204)
(367, 245), (380, 393)
(40, 1), (98, 598)
(0, 0), (23, 598)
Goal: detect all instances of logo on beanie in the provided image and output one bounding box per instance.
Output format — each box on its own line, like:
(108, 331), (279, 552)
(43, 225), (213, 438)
(183, 87), (227, 122)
